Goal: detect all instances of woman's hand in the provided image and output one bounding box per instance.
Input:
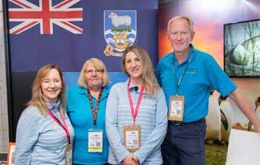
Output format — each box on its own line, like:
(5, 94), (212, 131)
(123, 155), (139, 165)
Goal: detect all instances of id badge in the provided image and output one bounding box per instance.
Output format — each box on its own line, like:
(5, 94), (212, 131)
(168, 95), (184, 121)
(65, 144), (72, 165)
(123, 125), (141, 152)
(88, 129), (103, 153)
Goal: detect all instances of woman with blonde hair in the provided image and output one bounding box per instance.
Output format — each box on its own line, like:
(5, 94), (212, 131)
(15, 64), (74, 165)
(67, 58), (110, 164)
(106, 45), (168, 165)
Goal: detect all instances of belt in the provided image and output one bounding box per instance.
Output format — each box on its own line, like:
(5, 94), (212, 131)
(169, 118), (205, 126)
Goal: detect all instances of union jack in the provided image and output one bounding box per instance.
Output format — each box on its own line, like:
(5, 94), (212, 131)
(8, 0), (83, 35)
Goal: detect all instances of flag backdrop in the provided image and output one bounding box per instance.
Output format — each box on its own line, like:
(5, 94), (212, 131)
(6, 0), (158, 140)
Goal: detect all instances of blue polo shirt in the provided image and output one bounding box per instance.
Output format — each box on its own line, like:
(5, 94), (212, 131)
(156, 47), (236, 122)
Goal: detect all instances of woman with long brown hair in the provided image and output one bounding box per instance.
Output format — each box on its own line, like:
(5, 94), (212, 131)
(106, 45), (168, 165)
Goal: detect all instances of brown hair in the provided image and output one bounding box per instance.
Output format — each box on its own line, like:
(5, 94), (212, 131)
(122, 45), (160, 96)
(27, 64), (66, 114)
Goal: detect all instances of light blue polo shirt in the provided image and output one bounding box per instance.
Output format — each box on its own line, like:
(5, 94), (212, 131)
(156, 46), (237, 122)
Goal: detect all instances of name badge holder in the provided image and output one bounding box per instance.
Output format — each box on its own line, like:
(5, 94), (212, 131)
(123, 125), (141, 152)
(169, 95), (184, 121)
(65, 144), (72, 165)
(88, 129), (103, 153)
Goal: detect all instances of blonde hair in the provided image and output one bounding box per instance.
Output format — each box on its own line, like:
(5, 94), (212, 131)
(167, 16), (194, 34)
(78, 58), (110, 88)
(122, 45), (160, 96)
(27, 64), (66, 114)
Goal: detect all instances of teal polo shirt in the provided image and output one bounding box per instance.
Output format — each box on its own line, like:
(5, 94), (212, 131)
(66, 85), (110, 164)
(156, 47), (237, 122)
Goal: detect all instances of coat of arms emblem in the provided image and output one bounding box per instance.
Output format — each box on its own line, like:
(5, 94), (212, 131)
(104, 10), (137, 57)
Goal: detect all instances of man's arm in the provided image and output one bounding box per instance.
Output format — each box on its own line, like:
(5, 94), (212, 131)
(229, 89), (260, 132)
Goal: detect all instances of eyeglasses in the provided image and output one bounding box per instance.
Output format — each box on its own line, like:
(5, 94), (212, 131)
(85, 69), (104, 74)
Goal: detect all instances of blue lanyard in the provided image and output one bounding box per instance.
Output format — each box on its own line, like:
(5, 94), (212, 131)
(172, 49), (194, 95)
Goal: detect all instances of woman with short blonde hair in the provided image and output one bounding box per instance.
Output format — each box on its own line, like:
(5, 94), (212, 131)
(78, 58), (109, 88)
(67, 58), (111, 164)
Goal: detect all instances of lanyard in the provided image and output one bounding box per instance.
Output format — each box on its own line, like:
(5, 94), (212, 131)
(87, 87), (103, 125)
(172, 50), (194, 95)
(47, 109), (71, 144)
(127, 80), (145, 124)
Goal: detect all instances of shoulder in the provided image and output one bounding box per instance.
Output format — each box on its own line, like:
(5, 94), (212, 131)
(67, 85), (87, 98)
(194, 49), (215, 62)
(103, 85), (111, 92)
(157, 53), (174, 72)
(22, 106), (41, 116)
(19, 106), (45, 123)
(108, 82), (127, 97)
(102, 85), (111, 97)
(110, 81), (126, 91)
(154, 88), (166, 98)
(158, 52), (173, 64)
(67, 85), (85, 93)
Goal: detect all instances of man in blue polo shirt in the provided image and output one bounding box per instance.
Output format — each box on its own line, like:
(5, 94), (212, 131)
(156, 16), (260, 165)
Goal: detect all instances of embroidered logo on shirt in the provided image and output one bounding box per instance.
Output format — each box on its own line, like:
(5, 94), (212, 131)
(187, 68), (196, 74)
